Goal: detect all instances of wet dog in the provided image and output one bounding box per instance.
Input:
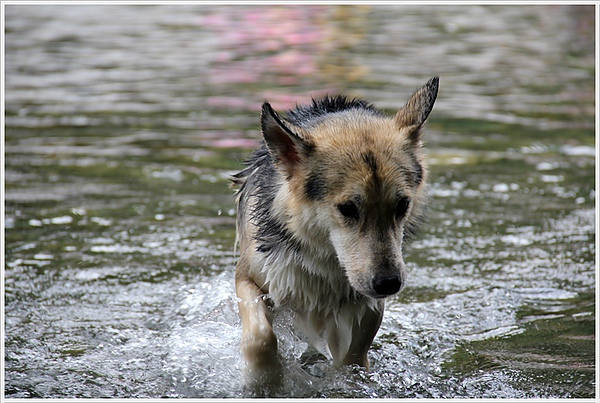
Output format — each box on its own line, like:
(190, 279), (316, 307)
(231, 77), (439, 387)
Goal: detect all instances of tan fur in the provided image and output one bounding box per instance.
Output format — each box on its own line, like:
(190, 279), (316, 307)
(233, 77), (438, 389)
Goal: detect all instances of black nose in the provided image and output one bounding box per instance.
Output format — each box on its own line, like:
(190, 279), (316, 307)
(372, 274), (402, 296)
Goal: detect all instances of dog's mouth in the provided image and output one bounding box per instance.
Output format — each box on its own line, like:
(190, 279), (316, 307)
(351, 275), (404, 299)
(371, 289), (403, 299)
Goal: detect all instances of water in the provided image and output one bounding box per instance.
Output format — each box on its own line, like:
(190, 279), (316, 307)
(4, 4), (595, 398)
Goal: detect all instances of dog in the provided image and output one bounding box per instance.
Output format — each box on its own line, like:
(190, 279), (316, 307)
(231, 77), (439, 388)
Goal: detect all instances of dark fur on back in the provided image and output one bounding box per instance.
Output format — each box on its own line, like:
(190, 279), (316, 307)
(284, 95), (385, 127)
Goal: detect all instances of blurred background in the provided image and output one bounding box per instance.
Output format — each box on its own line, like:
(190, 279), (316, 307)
(4, 4), (595, 398)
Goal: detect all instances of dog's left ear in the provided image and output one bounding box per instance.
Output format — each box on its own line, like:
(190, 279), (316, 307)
(261, 102), (312, 177)
(395, 76), (439, 143)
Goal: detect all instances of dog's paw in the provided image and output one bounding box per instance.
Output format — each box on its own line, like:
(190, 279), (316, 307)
(242, 353), (284, 397)
(243, 357), (284, 388)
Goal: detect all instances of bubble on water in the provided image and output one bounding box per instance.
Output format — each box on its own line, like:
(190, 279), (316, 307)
(147, 167), (184, 182)
(71, 207), (87, 216)
(456, 219), (472, 228)
(7, 259), (23, 268)
(90, 217), (112, 226)
(560, 145), (595, 157)
(33, 253), (54, 260)
(536, 161), (554, 171)
(88, 237), (115, 244)
(21, 259), (51, 267)
(199, 174), (219, 183)
(540, 174), (564, 183)
(493, 183), (510, 193)
(5, 216), (15, 229)
(535, 161), (569, 171)
(501, 235), (533, 246)
(13, 242), (37, 251)
(515, 287), (579, 301)
(521, 143), (550, 154)
(90, 244), (137, 253)
(448, 157), (467, 165)
(143, 241), (162, 249)
(572, 311), (592, 319)
(49, 215), (73, 225)
(429, 188), (459, 198)
(465, 324), (525, 341)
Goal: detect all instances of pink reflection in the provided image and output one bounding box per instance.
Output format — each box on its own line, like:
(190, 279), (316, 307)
(200, 6), (354, 145)
(201, 6), (328, 86)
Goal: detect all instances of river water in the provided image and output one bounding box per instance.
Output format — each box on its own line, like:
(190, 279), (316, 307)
(4, 4), (596, 398)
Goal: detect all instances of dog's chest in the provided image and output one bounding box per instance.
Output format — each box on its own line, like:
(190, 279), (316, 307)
(261, 246), (356, 314)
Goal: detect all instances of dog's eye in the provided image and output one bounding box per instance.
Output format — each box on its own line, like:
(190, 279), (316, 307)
(396, 197), (411, 218)
(338, 201), (359, 220)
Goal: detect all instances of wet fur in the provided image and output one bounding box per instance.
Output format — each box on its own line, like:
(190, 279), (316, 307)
(232, 77), (439, 388)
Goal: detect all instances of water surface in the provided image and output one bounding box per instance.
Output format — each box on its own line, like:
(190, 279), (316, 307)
(4, 4), (595, 398)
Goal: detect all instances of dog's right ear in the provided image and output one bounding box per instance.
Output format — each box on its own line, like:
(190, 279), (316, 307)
(261, 102), (312, 177)
(395, 76), (439, 143)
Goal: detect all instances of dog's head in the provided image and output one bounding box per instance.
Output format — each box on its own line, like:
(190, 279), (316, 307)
(261, 77), (438, 299)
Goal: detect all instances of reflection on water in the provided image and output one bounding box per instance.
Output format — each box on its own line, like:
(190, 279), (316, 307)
(4, 4), (595, 398)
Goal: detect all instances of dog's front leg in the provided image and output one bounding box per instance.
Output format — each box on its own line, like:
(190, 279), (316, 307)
(235, 262), (283, 387)
(337, 301), (384, 369)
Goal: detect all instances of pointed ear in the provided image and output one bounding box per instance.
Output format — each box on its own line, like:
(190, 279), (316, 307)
(395, 76), (439, 142)
(261, 102), (312, 176)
